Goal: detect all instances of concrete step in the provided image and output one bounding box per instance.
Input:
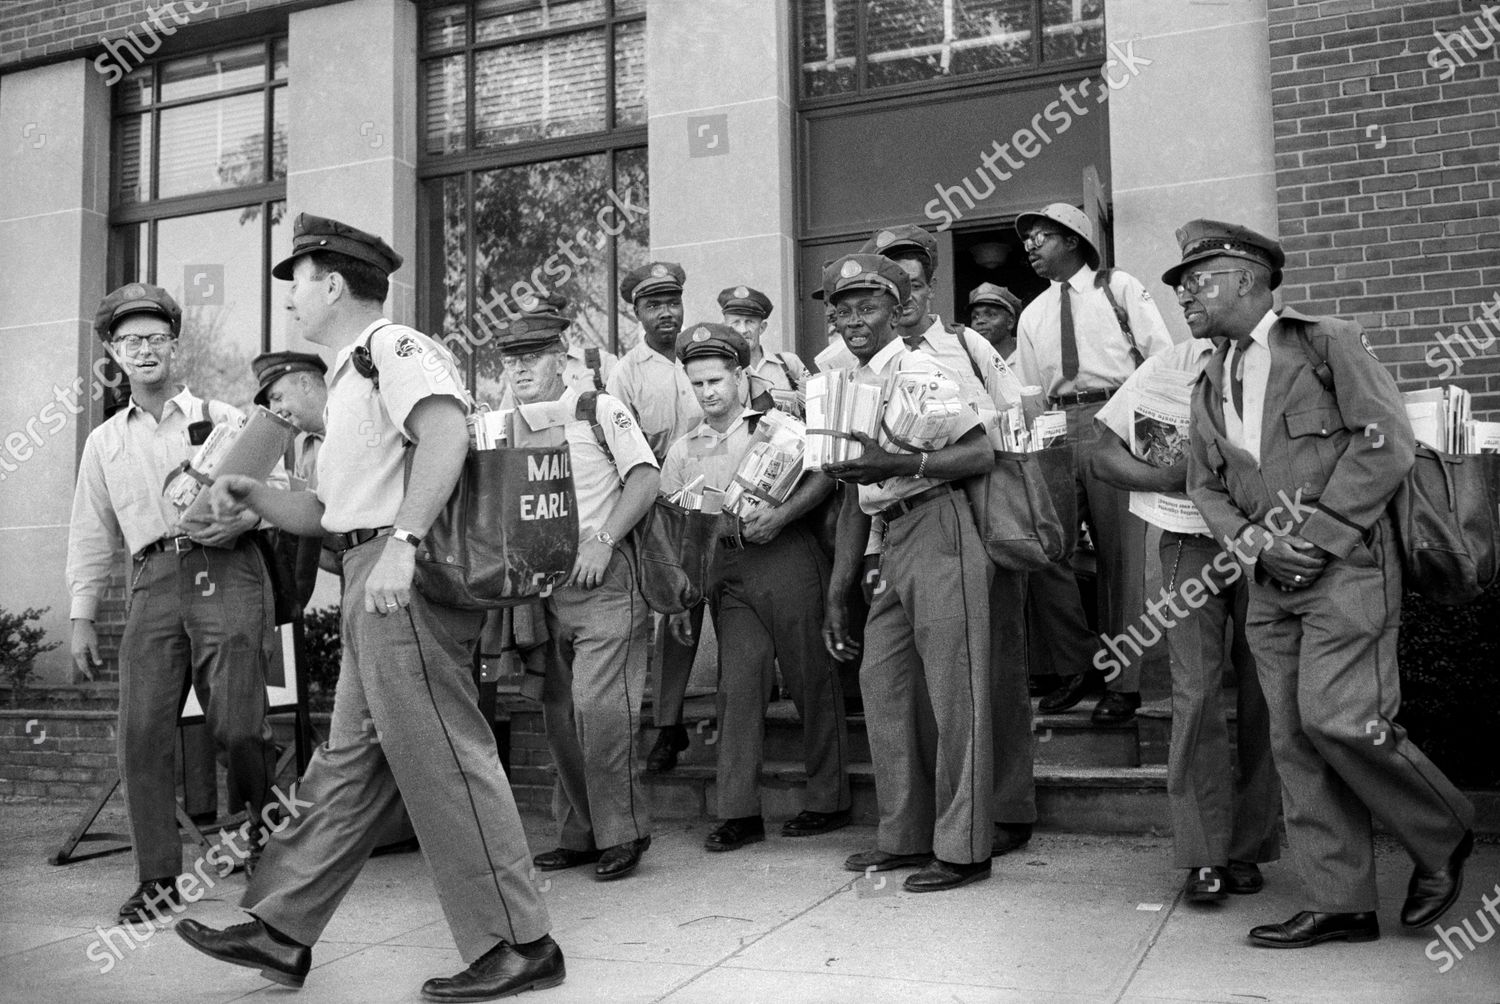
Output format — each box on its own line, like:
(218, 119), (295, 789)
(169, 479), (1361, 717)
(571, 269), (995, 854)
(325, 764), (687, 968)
(642, 760), (1168, 835)
(647, 697), (1141, 770)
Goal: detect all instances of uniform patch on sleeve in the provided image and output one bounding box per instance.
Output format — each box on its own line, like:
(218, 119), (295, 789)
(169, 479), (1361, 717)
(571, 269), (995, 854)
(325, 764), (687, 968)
(1139, 289), (1153, 302)
(394, 334), (422, 358)
(612, 409), (634, 430)
(1360, 332), (1378, 359)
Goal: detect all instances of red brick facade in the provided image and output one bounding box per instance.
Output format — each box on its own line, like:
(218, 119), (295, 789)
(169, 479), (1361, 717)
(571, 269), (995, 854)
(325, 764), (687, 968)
(1269, 0), (1500, 414)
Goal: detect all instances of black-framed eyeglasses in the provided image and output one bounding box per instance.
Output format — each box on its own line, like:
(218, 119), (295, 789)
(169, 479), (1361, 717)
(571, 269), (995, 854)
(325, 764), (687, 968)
(1176, 269), (1247, 296)
(1022, 232), (1061, 252)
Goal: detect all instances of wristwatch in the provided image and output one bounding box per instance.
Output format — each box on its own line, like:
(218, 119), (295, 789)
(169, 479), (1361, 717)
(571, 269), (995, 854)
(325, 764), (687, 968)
(391, 528), (423, 548)
(594, 529), (617, 549)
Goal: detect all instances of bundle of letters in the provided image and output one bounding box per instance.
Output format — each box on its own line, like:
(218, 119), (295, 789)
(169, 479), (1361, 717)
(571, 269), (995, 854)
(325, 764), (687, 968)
(470, 408), (514, 450)
(164, 407), (296, 522)
(1403, 385), (1500, 453)
(996, 404), (1068, 452)
(880, 368), (965, 452)
(724, 410), (807, 516)
(804, 370), (883, 468)
(666, 475), (725, 514)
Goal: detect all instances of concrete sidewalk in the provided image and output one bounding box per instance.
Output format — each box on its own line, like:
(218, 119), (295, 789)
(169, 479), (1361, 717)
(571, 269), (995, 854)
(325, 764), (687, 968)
(1, 800), (1496, 1003)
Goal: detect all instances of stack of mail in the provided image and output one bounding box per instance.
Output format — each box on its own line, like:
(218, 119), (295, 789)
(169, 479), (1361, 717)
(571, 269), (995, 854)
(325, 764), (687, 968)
(666, 474), (725, 514)
(880, 369), (964, 453)
(725, 410), (807, 516)
(1404, 385), (1472, 452)
(804, 371), (883, 469)
(997, 405), (1068, 452)
(470, 408), (514, 450)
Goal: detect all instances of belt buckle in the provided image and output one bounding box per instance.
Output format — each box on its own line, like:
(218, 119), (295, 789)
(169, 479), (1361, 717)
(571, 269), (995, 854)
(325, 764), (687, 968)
(172, 536), (194, 553)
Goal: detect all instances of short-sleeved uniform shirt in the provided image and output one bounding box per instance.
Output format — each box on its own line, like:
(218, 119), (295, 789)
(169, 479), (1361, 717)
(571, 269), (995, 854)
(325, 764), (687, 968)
(317, 319), (468, 533)
(605, 338), (702, 462)
(659, 409), (761, 496)
(1016, 265), (1173, 397)
(743, 351), (810, 414)
(855, 338), (982, 516)
(515, 386), (658, 540)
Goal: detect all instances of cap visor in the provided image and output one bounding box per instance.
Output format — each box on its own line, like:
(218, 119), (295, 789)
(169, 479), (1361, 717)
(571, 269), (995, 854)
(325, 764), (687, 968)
(271, 252), (301, 281)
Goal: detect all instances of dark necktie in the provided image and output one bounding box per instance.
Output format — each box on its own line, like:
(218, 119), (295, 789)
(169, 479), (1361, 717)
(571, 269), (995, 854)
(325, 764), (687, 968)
(1059, 282), (1079, 383)
(1231, 332), (1255, 420)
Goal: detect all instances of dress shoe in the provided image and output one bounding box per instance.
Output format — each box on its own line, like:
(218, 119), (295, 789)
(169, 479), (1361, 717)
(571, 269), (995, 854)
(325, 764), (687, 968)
(595, 836), (650, 880)
(646, 726), (689, 773)
(1402, 829), (1474, 929)
(117, 877), (182, 924)
(421, 935), (565, 1001)
(1184, 866), (1229, 903)
(1029, 674), (1062, 698)
(1091, 690), (1141, 725)
(782, 809), (851, 837)
(532, 846), (602, 871)
(1226, 860), (1264, 894)
(175, 917), (312, 988)
(705, 816), (765, 852)
(844, 848), (931, 872)
(904, 857), (992, 893)
(992, 823), (1032, 857)
(1038, 671), (1105, 713)
(1249, 910), (1379, 948)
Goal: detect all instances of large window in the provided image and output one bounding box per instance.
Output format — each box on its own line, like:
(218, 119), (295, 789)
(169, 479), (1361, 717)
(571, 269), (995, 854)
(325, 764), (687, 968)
(798, 0), (1104, 101)
(109, 38), (289, 409)
(419, 0), (647, 405)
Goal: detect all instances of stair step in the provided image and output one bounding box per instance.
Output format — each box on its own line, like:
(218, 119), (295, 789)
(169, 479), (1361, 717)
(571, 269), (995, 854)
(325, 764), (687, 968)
(641, 760), (1168, 835)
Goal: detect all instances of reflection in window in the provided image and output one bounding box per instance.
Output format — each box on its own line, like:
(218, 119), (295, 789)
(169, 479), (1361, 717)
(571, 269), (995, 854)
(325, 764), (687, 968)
(799, 0), (1103, 99)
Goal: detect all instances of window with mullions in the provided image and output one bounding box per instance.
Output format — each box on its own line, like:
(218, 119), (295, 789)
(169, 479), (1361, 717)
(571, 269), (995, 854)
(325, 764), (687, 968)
(799, 0), (1104, 100)
(109, 38), (289, 410)
(419, 0), (647, 400)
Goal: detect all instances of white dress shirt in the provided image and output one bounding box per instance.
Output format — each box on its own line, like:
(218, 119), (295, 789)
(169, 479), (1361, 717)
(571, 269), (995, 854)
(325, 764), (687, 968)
(1223, 309), (1278, 464)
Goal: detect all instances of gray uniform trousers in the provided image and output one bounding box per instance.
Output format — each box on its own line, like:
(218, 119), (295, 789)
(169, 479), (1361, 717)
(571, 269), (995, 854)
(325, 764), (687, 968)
(1248, 516), (1473, 913)
(1160, 531), (1279, 869)
(989, 569), (1036, 825)
(709, 522), (850, 820)
(863, 491), (994, 864)
(244, 541), (549, 962)
(119, 536), (276, 881)
(1028, 399), (1146, 690)
(542, 545), (652, 851)
(653, 605), (699, 728)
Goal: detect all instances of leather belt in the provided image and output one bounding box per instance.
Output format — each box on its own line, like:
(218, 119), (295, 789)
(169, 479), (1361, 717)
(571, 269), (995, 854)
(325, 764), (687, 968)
(875, 484), (953, 524)
(137, 535), (199, 558)
(1049, 387), (1114, 407)
(719, 534), (745, 551)
(323, 526), (392, 553)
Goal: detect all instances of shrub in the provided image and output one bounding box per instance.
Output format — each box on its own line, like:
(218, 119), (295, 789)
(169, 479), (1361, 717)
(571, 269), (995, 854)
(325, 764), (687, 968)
(0, 606), (62, 707)
(301, 606), (342, 712)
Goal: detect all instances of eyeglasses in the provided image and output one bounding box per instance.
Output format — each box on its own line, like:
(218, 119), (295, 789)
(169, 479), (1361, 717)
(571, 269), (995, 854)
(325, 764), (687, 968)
(1175, 269), (1247, 296)
(113, 333), (176, 352)
(1022, 232), (1060, 252)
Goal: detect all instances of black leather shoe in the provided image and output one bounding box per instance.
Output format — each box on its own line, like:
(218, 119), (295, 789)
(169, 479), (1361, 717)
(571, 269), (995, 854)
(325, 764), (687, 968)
(1028, 674), (1062, 698)
(1038, 671), (1105, 713)
(175, 917), (311, 987)
(421, 936), (565, 1001)
(1402, 829), (1474, 929)
(1091, 690), (1141, 725)
(118, 877), (182, 924)
(782, 809), (852, 837)
(595, 836), (650, 880)
(843, 849), (931, 872)
(904, 858), (992, 893)
(1185, 866), (1229, 903)
(705, 816), (765, 852)
(532, 846), (602, 871)
(1248, 911), (1379, 948)
(992, 823), (1033, 857)
(1226, 860), (1264, 895)
(646, 726), (689, 773)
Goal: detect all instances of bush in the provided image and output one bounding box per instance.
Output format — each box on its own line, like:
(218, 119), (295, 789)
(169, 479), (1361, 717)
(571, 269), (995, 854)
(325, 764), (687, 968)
(1397, 580), (1500, 790)
(1, 606), (62, 707)
(301, 606), (342, 712)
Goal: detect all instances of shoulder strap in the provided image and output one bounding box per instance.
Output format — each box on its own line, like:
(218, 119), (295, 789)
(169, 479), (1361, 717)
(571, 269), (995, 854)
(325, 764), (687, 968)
(776, 352), (800, 392)
(1290, 321), (1336, 392)
(351, 321), (397, 388)
(747, 413), (762, 435)
(575, 390), (616, 466)
(1094, 268), (1144, 368)
(947, 322), (987, 383)
(583, 347), (605, 391)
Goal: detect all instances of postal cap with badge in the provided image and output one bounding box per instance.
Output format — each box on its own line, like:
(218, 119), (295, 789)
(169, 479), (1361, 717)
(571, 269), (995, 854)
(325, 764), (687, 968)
(1161, 219), (1285, 291)
(495, 293), (573, 355)
(717, 285), (774, 320)
(271, 212), (404, 281)
(821, 253), (913, 304)
(860, 223), (940, 271)
(94, 282), (182, 342)
(675, 322), (751, 367)
(968, 282), (1023, 318)
(619, 261), (686, 304)
(1015, 203), (1101, 269)
(252, 351), (329, 407)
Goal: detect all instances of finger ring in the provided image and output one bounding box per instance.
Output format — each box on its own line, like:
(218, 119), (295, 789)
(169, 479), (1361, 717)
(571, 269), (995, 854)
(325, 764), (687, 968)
(386, 600), (398, 608)
(1294, 575), (1304, 583)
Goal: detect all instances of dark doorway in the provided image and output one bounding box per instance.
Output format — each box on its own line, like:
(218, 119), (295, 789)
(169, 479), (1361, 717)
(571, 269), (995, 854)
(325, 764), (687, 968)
(948, 223), (1048, 329)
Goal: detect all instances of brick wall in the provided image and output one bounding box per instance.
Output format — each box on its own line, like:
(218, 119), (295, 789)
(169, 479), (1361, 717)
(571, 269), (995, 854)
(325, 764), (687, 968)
(503, 699), (554, 813)
(1269, 0), (1500, 415)
(0, 0), (318, 70)
(0, 710), (118, 800)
